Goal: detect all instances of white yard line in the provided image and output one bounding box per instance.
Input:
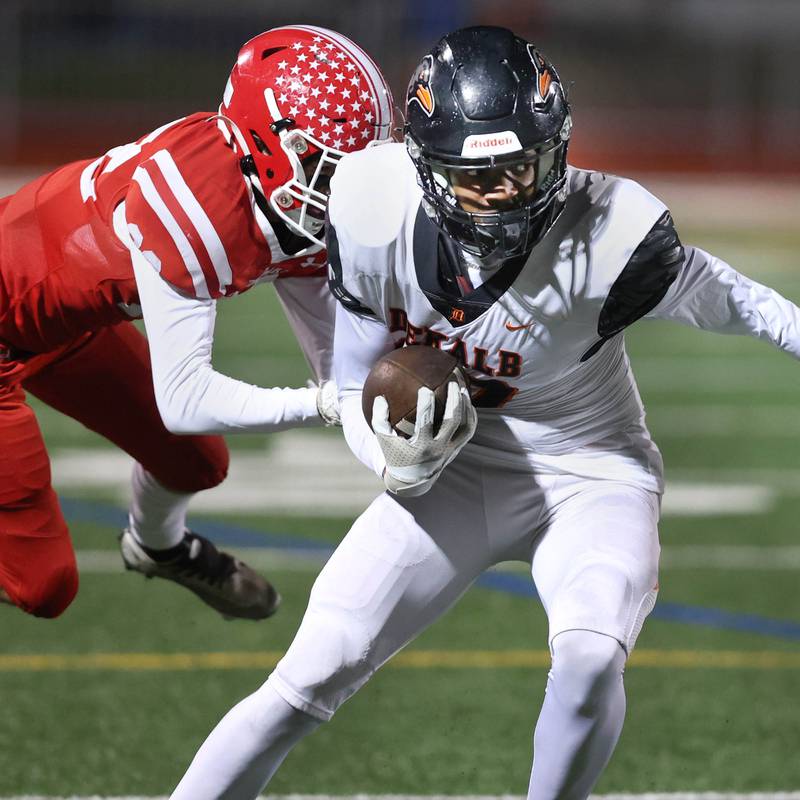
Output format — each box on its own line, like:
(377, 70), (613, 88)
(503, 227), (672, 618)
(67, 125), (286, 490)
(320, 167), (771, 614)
(646, 405), (800, 437)
(49, 436), (786, 518)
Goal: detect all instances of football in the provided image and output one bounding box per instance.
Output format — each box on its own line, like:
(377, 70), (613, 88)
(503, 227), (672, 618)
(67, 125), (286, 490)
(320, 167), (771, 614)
(362, 345), (466, 437)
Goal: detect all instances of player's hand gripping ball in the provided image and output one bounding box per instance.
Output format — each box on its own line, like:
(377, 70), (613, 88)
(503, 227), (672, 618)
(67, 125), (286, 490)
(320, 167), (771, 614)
(362, 345), (468, 437)
(363, 345), (478, 498)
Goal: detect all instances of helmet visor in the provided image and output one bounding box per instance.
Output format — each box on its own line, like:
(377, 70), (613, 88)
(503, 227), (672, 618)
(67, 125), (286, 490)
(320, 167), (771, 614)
(435, 149), (559, 215)
(414, 139), (568, 260)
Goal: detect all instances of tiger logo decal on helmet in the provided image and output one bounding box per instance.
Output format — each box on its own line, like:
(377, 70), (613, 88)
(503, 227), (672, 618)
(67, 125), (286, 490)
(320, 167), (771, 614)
(407, 55), (436, 118)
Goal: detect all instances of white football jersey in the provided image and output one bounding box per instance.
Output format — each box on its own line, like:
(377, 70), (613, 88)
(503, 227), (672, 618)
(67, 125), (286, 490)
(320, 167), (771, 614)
(328, 143), (800, 492)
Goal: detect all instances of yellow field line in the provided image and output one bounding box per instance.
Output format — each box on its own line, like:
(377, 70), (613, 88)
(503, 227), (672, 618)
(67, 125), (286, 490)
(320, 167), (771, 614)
(1, 648), (800, 672)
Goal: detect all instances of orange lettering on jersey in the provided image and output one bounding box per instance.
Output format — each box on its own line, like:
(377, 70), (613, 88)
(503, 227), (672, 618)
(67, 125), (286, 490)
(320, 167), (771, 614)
(450, 307), (465, 323)
(447, 338), (468, 365)
(389, 307), (408, 333)
(424, 329), (448, 349)
(387, 309), (525, 379)
(496, 350), (523, 378)
(472, 347), (495, 376)
(405, 322), (425, 345)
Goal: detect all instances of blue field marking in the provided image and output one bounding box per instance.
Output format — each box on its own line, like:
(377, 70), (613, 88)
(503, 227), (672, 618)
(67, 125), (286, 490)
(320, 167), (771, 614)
(63, 496), (800, 642)
(651, 601), (800, 640)
(476, 570), (800, 641)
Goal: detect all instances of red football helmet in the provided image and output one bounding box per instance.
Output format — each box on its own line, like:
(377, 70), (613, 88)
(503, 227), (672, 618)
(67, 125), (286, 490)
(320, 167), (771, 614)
(219, 25), (394, 249)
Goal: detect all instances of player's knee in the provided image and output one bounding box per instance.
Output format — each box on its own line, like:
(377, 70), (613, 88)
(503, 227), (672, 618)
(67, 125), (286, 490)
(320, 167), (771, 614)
(186, 444), (229, 491)
(154, 436), (230, 493)
(307, 606), (371, 676)
(550, 630), (625, 714)
(276, 605), (375, 717)
(19, 557), (79, 618)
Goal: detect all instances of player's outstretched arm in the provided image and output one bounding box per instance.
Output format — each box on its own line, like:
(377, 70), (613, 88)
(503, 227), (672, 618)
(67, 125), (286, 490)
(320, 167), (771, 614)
(647, 245), (800, 359)
(130, 244), (324, 435)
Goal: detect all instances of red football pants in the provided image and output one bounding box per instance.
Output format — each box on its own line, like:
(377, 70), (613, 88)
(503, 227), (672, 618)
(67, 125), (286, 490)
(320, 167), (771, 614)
(0, 322), (229, 618)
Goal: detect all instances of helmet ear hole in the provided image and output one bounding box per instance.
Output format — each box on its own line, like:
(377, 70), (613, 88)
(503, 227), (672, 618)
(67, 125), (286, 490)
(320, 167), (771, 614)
(250, 130), (272, 156)
(261, 46), (284, 60)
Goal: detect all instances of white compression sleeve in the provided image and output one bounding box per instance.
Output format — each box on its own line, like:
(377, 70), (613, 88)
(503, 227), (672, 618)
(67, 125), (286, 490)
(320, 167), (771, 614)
(647, 245), (800, 359)
(131, 245), (321, 434)
(332, 302), (396, 476)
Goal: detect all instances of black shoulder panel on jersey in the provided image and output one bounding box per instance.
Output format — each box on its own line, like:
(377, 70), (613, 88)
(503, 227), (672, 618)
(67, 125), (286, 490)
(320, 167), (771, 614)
(579, 210), (684, 362)
(325, 220), (377, 318)
(598, 210), (684, 337)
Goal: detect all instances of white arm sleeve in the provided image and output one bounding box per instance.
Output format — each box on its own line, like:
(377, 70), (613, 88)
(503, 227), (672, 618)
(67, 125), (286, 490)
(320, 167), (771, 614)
(131, 245), (321, 435)
(273, 274), (336, 382)
(333, 302), (396, 477)
(647, 245), (800, 360)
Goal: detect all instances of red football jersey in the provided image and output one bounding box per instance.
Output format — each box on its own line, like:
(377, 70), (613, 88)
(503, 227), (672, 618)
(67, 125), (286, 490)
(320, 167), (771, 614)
(0, 112), (327, 363)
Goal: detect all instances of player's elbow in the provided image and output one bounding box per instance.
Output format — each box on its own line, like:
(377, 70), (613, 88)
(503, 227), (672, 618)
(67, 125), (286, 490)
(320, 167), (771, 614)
(155, 392), (205, 435)
(160, 413), (198, 435)
(153, 369), (218, 435)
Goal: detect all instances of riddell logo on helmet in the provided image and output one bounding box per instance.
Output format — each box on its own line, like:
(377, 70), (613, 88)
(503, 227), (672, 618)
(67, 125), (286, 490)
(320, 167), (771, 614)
(461, 131), (522, 157)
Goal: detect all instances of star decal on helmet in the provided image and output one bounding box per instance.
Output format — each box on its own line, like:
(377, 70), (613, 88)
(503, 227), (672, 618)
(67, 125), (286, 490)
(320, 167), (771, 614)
(407, 55), (436, 118)
(220, 26), (393, 248)
(267, 36), (381, 147)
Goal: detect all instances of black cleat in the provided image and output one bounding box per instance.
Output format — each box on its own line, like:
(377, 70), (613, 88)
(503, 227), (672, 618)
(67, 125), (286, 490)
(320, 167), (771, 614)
(119, 529), (280, 620)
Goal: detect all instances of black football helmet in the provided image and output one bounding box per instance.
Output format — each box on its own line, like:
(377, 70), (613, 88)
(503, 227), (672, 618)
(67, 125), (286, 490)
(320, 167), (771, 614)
(404, 26), (572, 262)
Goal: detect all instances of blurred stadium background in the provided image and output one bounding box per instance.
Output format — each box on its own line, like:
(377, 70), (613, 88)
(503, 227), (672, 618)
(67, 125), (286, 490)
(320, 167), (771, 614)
(1, 1), (800, 797)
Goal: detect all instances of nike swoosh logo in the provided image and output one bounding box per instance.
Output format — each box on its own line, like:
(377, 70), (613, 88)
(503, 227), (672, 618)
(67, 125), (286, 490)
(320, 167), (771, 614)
(505, 321), (536, 331)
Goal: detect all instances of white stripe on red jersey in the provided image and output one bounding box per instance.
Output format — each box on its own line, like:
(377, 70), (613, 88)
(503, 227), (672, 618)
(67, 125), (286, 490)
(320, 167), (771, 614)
(132, 164), (211, 299)
(140, 116), (187, 146)
(151, 149), (233, 294)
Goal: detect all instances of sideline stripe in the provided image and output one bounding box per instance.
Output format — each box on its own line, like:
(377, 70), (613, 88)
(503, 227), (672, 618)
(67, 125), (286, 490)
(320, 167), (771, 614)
(4, 794), (800, 800)
(2, 649), (800, 672)
(60, 498), (800, 643)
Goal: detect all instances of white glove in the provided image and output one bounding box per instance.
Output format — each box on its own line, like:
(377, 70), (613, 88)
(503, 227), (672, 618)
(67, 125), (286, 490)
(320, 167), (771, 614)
(372, 376), (477, 497)
(315, 379), (342, 426)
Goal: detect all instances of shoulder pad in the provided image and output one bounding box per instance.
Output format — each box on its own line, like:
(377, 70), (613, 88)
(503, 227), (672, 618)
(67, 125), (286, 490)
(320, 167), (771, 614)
(125, 126), (255, 300)
(328, 143), (420, 248)
(326, 220), (377, 318)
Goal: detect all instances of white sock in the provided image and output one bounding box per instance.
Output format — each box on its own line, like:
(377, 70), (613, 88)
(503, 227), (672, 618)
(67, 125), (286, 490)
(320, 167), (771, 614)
(527, 630), (627, 800)
(127, 463), (191, 550)
(170, 680), (319, 800)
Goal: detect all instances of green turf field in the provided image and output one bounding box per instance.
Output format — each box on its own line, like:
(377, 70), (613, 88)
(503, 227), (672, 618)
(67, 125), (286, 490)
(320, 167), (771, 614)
(1, 209), (800, 797)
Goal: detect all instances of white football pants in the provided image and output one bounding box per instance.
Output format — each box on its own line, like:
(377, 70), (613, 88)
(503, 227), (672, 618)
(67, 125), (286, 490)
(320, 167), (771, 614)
(171, 445), (660, 799)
